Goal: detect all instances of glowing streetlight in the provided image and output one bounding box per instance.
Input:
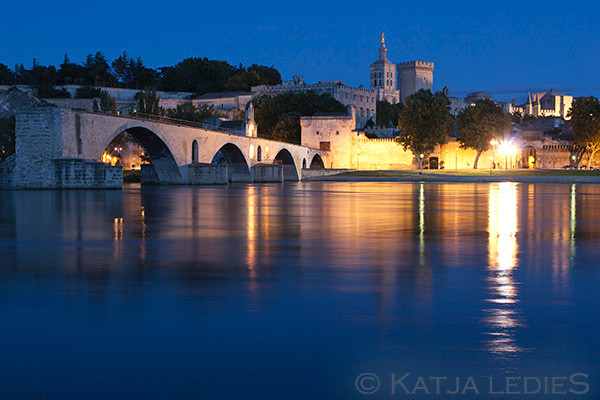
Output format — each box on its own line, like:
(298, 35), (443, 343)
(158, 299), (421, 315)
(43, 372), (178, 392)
(499, 141), (516, 169)
(490, 138), (498, 173)
(419, 153), (424, 174)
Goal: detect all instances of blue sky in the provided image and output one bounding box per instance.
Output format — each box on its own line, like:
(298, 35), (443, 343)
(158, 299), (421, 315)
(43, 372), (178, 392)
(2, 0), (599, 102)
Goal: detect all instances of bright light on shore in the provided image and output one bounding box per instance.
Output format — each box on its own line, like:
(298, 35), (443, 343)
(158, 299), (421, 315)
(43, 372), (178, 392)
(499, 142), (517, 155)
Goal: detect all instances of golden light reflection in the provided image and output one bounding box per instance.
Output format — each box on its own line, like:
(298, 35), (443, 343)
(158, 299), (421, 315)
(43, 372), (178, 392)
(418, 183), (425, 266)
(485, 182), (522, 356)
(247, 186), (257, 277)
(113, 217), (124, 240)
(570, 184), (576, 259)
(113, 216), (124, 261)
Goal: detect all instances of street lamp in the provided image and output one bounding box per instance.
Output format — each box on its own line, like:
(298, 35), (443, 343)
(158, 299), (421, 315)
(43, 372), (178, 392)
(490, 138), (498, 174)
(419, 153), (424, 174)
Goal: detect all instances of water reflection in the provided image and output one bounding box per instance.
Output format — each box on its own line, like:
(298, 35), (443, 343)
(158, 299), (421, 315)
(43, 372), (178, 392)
(485, 182), (523, 357)
(1, 183), (600, 399)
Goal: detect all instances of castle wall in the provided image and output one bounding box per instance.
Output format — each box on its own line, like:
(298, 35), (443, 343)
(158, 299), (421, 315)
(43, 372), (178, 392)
(352, 138), (414, 170)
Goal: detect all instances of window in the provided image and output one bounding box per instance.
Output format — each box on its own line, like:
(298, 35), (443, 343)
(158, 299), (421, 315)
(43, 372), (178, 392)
(316, 131), (320, 135)
(320, 141), (331, 151)
(336, 131), (339, 135)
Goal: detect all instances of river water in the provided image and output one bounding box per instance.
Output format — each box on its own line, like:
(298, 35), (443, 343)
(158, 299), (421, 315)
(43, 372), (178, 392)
(0, 182), (598, 399)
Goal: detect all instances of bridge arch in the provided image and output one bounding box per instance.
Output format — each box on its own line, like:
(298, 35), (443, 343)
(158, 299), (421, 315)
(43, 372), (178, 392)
(309, 154), (325, 169)
(274, 148), (299, 181)
(211, 143), (251, 182)
(103, 125), (182, 184)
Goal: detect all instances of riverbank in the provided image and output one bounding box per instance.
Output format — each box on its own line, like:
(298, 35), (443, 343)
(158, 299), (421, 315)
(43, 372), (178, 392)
(305, 169), (600, 183)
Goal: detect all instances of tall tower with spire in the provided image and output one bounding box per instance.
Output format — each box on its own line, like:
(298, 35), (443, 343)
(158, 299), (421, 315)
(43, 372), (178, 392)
(370, 33), (400, 104)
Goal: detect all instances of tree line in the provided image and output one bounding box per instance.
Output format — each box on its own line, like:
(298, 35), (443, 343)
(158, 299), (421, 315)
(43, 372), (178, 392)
(0, 52), (282, 97)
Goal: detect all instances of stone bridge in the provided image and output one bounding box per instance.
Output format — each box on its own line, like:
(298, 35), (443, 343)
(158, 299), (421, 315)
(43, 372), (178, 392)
(7, 107), (329, 188)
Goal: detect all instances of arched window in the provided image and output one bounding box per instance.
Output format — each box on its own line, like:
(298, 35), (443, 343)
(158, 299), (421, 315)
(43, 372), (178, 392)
(302, 159), (307, 169)
(192, 140), (198, 163)
(257, 146), (262, 162)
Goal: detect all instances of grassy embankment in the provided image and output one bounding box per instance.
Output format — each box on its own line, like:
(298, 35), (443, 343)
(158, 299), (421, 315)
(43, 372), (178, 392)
(332, 169), (600, 178)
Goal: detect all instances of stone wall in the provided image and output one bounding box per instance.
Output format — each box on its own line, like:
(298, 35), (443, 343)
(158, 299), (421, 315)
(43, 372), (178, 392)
(14, 107), (63, 189)
(252, 164), (283, 183)
(0, 154), (15, 189)
(53, 159), (122, 189)
(181, 163), (227, 184)
(141, 164), (160, 185)
(353, 138), (414, 170)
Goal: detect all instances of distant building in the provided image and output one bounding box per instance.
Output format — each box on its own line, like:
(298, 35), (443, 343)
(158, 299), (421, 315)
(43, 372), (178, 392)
(514, 89), (573, 120)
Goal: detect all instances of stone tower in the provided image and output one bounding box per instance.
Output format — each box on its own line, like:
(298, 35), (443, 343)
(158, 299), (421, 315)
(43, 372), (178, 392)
(369, 33), (400, 104)
(397, 61), (434, 103)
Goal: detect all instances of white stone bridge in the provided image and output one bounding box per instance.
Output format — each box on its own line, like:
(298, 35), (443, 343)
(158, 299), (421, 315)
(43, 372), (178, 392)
(8, 107), (329, 188)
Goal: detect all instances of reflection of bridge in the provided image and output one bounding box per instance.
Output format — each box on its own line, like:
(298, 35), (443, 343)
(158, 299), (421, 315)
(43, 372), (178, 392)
(8, 107), (329, 188)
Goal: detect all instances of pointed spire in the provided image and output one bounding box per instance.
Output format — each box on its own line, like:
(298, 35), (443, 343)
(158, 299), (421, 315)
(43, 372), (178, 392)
(378, 33), (388, 60)
(526, 92), (532, 104)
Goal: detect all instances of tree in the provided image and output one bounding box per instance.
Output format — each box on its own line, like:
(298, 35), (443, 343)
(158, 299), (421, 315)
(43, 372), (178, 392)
(136, 87), (163, 115)
(166, 102), (214, 122)
(396, 89), (453, 169)
(247, 64), (282, 85)
(456, 99), (510, 169)
(99, 90), (117, 113)
(376, 100), (404, 127)
(0, 64), (14, 85)
(510, 110), (522, 124)
(75, 86), (101, 98)
(567, 96), (600, 169)
(160, 57), (236, 94)
(57, 54), (84, 85)
(224, 70), (261, 92)
(83, 52), (114, 87)
(252, 91), (347, 141)
(112, 51), (134, 87)
(271, 112), (301, 143)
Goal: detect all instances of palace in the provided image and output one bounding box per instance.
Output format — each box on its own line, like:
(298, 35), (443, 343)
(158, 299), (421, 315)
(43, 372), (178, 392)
(252, 34), (434, 127)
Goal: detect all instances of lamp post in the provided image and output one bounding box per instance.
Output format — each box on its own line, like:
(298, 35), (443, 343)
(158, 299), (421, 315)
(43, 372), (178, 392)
(490, 138), (498, 175)
(419, 153), (424, 175)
